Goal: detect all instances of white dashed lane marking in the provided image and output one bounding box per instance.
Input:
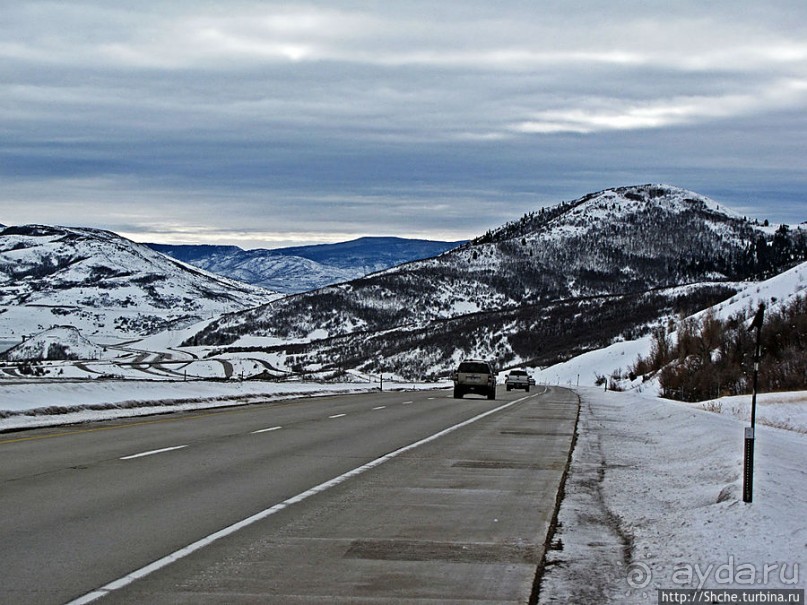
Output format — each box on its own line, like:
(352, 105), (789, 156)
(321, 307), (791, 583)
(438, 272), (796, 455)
(120, 445), (188, 460)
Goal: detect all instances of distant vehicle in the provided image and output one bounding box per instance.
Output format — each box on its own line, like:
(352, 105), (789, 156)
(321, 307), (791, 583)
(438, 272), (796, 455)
(452, 359), (496, 400)
(505, 369), (531, 392)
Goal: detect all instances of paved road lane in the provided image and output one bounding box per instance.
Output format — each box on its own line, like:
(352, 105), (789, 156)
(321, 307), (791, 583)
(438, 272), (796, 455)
(0, 386), (579, 604)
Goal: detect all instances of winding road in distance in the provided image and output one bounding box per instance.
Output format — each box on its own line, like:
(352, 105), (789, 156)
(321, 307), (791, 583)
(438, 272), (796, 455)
(0, 385), (579, 604)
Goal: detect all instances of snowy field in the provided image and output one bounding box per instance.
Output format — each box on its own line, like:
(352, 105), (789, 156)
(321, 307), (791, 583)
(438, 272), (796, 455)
(539, 387), (806, 602)
(694, 391), (807, 434)
(0, 378), (450, 432)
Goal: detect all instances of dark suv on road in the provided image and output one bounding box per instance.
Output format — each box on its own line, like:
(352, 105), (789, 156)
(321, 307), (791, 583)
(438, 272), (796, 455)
(452, 360), (496, 400)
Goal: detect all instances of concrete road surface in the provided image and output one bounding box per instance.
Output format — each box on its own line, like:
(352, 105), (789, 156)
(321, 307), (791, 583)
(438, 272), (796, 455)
(0, 386), (579, 604)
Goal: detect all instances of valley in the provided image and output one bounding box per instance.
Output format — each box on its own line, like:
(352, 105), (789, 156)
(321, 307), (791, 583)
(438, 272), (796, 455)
(2, 184), (805, 393)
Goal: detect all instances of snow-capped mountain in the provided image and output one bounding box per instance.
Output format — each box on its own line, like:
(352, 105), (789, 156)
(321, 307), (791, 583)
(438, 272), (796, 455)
(148, 237), (464, 293)
(0, 225), (277, 343)
(184, 185), (806, 379)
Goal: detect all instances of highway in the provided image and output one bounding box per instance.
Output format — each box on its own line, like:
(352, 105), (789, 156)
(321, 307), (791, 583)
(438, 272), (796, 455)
(0, 386), (579, 604)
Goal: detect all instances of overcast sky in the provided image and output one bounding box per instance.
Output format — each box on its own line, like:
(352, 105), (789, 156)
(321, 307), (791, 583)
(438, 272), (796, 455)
(1, 1), (805, 248)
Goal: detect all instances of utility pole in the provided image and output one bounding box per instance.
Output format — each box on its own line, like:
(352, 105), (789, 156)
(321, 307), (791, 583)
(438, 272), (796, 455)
(743, 303), (765, 503)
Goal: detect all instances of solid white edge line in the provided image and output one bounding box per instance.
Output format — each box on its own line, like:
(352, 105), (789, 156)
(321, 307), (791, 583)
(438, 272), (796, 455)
(119, 445), (187, 460)
(251, 426), (282, 434)
(65, 393), (535, 605)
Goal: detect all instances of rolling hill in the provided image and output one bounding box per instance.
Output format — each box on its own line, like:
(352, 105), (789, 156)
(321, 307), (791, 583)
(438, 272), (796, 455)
(0, 225), (277, 343)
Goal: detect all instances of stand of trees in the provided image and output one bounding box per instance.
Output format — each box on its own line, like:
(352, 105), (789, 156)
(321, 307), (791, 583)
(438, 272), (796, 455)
(633, 296), (807, 401)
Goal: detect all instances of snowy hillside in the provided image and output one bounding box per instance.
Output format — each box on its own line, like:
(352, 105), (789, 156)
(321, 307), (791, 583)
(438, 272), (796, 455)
(149, 237), (463, 294)
(0, 225), (277, 343)
(1, 325), (103, 362)
(184, 185), (806, 379)
(534, 259), (807, 391)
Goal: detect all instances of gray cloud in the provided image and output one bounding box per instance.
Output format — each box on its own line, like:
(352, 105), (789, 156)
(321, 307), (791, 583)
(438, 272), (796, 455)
(1, 1), (805, 246)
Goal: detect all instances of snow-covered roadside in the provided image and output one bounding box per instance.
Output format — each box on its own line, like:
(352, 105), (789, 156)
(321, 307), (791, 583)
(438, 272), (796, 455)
(694, 391), (807, 434)
(539, 387), (806, 603)
(0, 379), (451, 432)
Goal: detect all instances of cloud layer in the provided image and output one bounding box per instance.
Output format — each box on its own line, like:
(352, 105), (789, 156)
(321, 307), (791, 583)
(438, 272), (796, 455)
(2, 1), (805, 246)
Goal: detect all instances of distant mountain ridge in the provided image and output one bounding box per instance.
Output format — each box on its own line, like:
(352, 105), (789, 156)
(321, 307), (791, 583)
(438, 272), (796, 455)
(148, 237), (464, 293)
(184, 185), (807, 379)
(273, 237), (465, 270)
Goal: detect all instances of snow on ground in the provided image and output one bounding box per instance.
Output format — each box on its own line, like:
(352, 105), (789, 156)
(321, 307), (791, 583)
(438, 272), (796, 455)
(3, 325), (103, 361)
(533, 335), (653, 388)
(704, 260), (807, 322)
(694, 391), (807, 434)
(0, 378), (450, 432)
(539, 387), (806, 603)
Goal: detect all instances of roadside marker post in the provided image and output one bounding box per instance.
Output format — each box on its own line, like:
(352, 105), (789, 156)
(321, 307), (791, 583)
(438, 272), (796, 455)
(743, 303), (765, 504)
